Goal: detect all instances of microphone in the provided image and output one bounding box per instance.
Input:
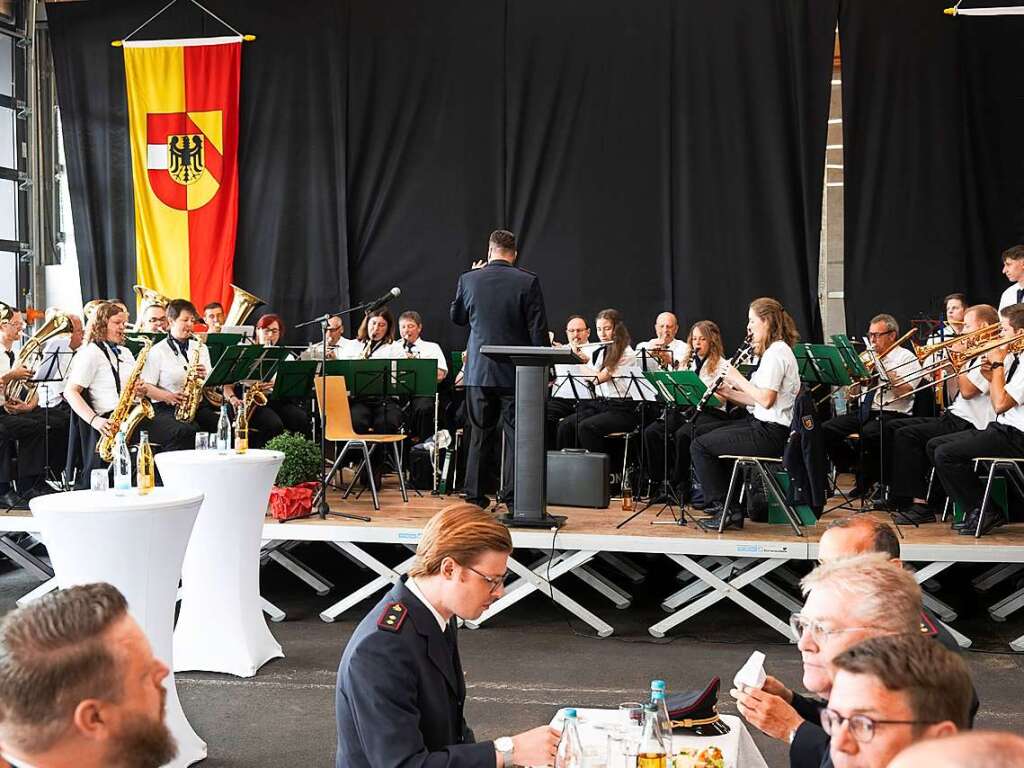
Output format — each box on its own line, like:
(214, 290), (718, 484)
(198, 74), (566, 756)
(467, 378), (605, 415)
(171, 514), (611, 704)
(365, 287), (401, 312)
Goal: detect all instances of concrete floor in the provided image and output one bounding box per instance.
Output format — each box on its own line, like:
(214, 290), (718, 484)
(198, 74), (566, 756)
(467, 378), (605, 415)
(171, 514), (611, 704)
(1, 543), (1023, 767)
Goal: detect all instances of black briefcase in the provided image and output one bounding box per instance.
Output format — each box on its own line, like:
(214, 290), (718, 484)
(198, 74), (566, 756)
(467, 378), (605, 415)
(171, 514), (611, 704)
(546, 449), (610, 508)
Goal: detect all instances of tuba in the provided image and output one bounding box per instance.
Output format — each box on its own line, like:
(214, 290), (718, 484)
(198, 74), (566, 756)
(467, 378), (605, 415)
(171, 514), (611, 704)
(97, 337), (155, 462)
(175, 338), (205, 422)
(224, 284), (266, 328)
(4, 312), (73, 406)
(133, 283), (170, 315)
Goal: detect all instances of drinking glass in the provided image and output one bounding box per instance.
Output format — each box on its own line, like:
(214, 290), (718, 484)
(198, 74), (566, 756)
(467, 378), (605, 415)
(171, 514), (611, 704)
(195, 432), (210, 451)
(618, 702), (644, 728)
(90, 469), (109, 491)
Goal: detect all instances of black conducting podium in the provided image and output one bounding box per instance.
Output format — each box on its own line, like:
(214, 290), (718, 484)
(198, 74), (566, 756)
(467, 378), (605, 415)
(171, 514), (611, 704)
(480, 345), (580, 528)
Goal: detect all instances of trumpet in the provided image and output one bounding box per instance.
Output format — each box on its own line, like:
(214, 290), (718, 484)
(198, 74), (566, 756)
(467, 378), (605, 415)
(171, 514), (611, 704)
(948, 331), (1024, 370)
(859, 328), (918, 378)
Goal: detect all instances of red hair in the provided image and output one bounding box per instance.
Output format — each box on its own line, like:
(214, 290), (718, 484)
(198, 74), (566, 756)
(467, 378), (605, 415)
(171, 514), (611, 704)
(255, 313), (285, 335)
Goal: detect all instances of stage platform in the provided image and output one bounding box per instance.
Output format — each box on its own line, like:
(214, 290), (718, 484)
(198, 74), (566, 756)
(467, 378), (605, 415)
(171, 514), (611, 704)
(4, 487), (1024, 648)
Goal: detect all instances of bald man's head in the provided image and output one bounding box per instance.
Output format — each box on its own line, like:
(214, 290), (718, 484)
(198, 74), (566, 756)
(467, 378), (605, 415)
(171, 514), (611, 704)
(654, 312), (679, 344)
(818, 516), (901, 564)
(889, 732), (1024, 768)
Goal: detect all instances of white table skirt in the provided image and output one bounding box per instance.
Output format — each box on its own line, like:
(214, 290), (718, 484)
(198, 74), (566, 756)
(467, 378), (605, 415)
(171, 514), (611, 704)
(156, 449), (285, 677)
(546, 708), (767, 768)
(30, 488), (207, 768)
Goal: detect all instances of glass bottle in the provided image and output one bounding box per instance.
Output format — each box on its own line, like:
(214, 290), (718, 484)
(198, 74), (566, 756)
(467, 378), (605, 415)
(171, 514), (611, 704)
(637, 703), (668, 768)
(136, 431), (155, 496)
(650, 680), (673, 757)
(555, 708), (583, 768)
(235, 401), (249, 454)
(621, 473), (634, 511)
(113, 428), (132, 493)
(216, 403), (232, 453)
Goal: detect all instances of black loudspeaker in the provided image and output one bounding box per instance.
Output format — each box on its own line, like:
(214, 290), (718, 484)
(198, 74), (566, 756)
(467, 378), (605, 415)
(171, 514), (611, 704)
(545, 449), (610, 508)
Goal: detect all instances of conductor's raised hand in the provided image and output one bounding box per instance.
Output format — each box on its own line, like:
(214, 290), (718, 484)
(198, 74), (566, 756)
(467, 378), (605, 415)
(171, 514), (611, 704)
(511, 725), (560, 767)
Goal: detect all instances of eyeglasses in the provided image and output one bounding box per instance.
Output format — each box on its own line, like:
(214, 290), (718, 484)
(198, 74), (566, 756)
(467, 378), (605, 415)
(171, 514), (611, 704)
(820, 708), (942, 743)
(867, 330), (896, 340)
(789, 614), (877, 644)
(463, 563), (507, 594)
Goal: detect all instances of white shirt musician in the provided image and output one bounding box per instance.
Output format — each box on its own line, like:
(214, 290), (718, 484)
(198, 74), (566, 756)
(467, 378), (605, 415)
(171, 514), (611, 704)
(142, 300), (215, 435)
(635, 311), (691, 371)
(300, 314), (362, 360)
(34, 315), (85, 409)
(998, 247), (1024, 310)
(387, 311), (448, 382)
(349, 308), (404, 435)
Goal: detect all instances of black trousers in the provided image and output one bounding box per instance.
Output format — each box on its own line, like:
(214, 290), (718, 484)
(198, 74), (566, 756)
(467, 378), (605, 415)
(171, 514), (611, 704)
(888, 412), (973, 501)
(270, 398), (312, 437)
(350, 398), (403, 436)
(404, 395), (437, 444)
(933, 423), (1024, 513)
(643, 409), (730, 489)
(0, 410), (47, 482)
(246, 404), (285, 449)
(147, 404), (199, 452)
(690, 415), (789, 505)
(822, 410), (911, 487)
(555, 401), (639, 453)
(464, 386), (514, 507)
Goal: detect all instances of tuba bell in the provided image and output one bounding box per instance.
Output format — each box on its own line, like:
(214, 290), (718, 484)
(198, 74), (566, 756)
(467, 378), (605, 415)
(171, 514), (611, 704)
(224, 284), (266, 328)
(133, 284), (170, 313)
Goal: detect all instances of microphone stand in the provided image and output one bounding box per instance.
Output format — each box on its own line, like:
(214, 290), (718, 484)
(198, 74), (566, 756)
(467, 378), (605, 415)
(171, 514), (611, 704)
(296, 299), (384, 522)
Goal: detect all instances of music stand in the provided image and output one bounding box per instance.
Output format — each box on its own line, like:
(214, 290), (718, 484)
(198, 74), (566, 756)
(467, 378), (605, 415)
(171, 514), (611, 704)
(28, 346), (76, 492)
(625, 370), (719, 527)
(390, 359), (439, 498)
(123, 332), (166, 358)
(202, 332), (243, 367)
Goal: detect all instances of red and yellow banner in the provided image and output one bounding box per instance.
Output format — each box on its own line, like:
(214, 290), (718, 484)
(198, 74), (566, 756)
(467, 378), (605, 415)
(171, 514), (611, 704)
(124, 37), (240, 311)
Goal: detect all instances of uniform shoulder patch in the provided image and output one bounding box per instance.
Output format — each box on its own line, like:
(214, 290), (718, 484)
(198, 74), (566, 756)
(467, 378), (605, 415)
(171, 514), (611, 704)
(920, 611), (938, 637)
(377, 601), (408, 633)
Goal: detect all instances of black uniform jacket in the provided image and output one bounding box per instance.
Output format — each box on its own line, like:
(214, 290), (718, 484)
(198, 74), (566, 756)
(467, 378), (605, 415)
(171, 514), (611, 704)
(450, 260), (548, 389)
(335, 578), (495, 768)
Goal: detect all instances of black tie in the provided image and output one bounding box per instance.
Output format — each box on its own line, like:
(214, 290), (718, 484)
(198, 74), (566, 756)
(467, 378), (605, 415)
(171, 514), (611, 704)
(4, 350), (12, 367)
(1017, 288), (1023, 305)
(1007, 356), (1020, 383)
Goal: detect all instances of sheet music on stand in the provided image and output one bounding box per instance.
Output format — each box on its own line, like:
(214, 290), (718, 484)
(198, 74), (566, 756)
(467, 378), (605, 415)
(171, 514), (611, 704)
(32, 343), (77, 408)
(551, 364), (598, 401)
(621, 366), (660, 401)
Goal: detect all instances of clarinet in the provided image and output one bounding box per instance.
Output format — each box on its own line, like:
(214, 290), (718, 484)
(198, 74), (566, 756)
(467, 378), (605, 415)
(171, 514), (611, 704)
(695, 333), (754, 413)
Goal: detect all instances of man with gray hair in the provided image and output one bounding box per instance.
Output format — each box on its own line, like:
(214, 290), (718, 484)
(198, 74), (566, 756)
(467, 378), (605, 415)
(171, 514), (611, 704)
(888, 731), (1024, 768)
(0, 582), (176, 768)
(732, 553), (923, 768)
(822, 313), (923, 497)
(826, 634), (971, 768)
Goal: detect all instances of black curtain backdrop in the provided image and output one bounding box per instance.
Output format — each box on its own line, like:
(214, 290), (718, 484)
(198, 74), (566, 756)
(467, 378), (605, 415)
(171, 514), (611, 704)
(838, 0), (1024, 337)
(50, 0), (835, 350)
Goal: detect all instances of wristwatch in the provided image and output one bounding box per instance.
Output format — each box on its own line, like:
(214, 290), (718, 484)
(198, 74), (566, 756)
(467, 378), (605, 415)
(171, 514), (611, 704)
(495, 736), (514, 766)
(991, 361), (1005, 370)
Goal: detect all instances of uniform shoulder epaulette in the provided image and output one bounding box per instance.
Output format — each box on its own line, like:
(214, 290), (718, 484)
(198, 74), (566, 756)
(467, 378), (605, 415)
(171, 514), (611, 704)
(516, 266), (538, 276)
(377, 601), (408, 633)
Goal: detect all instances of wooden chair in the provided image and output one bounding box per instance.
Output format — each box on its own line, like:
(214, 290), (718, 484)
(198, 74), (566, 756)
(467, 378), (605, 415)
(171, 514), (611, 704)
(314, 376), (407, 510)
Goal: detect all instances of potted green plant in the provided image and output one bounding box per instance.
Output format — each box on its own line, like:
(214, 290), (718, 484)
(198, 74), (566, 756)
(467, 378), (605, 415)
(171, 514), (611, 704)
(265, 432), (323, 521)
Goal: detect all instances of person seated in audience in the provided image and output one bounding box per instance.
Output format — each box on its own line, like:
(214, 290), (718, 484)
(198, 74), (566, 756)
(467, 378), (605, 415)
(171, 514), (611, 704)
(635, 311), (691, 371)
(888, 731), (1024, 768)
(932, 302), (1024, 535)
(555, 308), (639, 453)
(388, 310), (448, 444)
(887, 304), (999, 524)
(138, 303), (168, 333)
(730, 553), (925, 768)
(825, 634), (971, 768)
(335, 504), (559, 767)
(202, 301), (225, 333)
(0, 582), (177, 768)
(997, 243), (1024, 310)
(0, 308), (51, 505)
(822, 313), (923, 500)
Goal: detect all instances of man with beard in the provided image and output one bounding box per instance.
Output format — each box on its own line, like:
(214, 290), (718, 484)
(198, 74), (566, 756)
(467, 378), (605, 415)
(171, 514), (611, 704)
(0, 583), (176, 768)
(335, 503), (559, 767)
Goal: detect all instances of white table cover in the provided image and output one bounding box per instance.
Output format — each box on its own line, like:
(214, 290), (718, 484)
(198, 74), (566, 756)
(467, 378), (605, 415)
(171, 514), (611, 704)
(30, 488), (206, 768)
(547, 708), (768, 768)
(157, 448), (285, 677)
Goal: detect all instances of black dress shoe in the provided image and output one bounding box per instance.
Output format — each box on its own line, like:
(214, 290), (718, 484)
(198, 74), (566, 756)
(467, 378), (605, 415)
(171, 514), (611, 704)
(0, 490), (27, 510)
(698, 508), (744, 532)
(894, 503), (936, 525)
(699, 501), (724, 518)
(959, 507), (1008, 536)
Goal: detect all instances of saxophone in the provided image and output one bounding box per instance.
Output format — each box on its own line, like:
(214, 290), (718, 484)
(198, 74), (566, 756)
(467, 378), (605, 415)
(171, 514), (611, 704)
(97, 337), (155, 463)
(174, 338), (204, 422)
(241, 384), (268, 423)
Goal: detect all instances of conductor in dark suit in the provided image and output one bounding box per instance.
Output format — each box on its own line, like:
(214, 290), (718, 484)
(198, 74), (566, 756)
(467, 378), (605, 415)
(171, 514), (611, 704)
(450, 230), (549, 510)
(335, 504), (559, 768)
